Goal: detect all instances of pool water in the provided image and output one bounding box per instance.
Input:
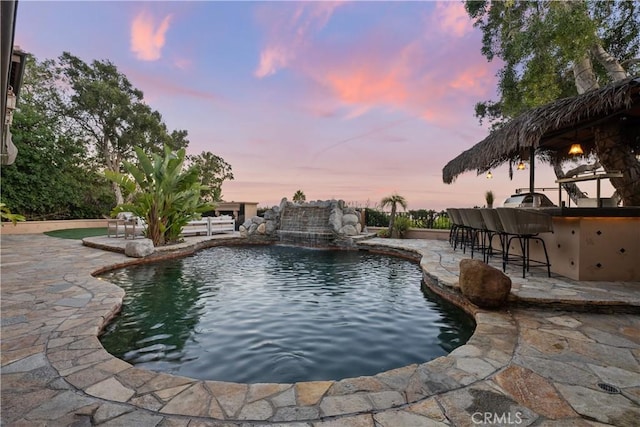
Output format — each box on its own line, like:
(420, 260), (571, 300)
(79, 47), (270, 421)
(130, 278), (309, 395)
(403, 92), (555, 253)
(99, 245), (475, 383)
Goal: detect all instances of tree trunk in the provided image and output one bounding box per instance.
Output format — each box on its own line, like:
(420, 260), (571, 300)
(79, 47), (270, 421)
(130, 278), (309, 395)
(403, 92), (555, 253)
(102, 135), (125, 205)
(553, 162), (584, 205)
(111, 181), (124, 206)
(388, 206), (397, 237)
(572, 55), (599, 94)
(148, 204), (163, 246)
(594, 122), (640, 206)
(552, 160), (593, 205)
(591, 44), (627, 81)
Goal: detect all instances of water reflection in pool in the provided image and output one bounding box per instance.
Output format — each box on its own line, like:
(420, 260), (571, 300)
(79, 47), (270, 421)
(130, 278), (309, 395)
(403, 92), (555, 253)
(99, 245), (475, 383)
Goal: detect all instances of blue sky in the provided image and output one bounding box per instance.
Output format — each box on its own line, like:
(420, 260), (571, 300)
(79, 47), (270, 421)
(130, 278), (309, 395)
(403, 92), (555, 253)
(16, 1), (603, 210)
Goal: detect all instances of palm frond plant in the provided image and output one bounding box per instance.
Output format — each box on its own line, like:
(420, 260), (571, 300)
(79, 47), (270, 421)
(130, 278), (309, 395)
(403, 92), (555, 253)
(380, 193), (408, 238)
(0, 203), (25, 225)
(105, 145), (214, 246)
(292, 190), (306, 203)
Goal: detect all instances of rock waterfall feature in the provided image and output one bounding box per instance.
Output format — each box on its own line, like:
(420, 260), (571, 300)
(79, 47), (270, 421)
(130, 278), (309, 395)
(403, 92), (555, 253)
(240, 199), (364, 246)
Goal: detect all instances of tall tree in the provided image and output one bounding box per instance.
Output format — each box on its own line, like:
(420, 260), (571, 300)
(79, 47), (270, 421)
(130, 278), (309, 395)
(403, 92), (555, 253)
(466, 0), (640, 205)
(381, 193), (407, 238)
(57, 52), (189, 205)
(187, 151), (234, 203)
(1, 55), (114, 219)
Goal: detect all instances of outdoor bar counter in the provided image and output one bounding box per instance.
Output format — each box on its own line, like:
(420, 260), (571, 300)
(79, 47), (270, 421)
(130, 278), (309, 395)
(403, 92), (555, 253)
(524, 207), (639, 281)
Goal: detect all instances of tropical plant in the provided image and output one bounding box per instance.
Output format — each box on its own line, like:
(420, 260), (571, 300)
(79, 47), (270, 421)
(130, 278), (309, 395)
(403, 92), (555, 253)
(0, 203), (25, 225)
(485, 190), (494, 208)
(465, 0), (640, 205)
(292, 190), (306, 203)
(393, 216), (412, 239)
(105, 145), (213, 246)
(380, 193), (408, 238)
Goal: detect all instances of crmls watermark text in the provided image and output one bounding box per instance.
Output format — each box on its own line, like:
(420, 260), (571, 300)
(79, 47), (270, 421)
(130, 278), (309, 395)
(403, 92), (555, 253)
(471, 411), (524, 425)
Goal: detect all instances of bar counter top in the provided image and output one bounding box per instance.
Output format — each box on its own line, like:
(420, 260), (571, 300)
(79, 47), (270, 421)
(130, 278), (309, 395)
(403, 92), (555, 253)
(537, 207), (640, 218)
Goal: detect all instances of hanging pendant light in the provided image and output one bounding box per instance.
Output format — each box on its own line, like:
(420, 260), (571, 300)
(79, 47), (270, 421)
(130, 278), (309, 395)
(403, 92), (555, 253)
(486, 171), (493, 179)
(568, 129), (583, 155)
(569, 144), (584, 155)
(517, 161), (526, 170)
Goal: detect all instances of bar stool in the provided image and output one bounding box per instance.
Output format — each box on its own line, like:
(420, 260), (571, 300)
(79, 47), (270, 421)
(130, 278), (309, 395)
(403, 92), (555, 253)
(465, 208), (489, 262)
(496, 208), (553, 278)
(446, 208), (459, 247)
(447, 208), (466, 250)
(457, 209), (475, 254)
(480, 208), (507, 267)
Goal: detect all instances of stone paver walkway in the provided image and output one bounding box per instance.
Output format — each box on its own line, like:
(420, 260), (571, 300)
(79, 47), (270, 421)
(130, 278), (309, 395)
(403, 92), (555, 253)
(1, 234), (639, 426)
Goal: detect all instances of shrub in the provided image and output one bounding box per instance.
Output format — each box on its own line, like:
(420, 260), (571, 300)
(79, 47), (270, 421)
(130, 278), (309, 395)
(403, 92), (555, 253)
(377, 228), (390, 238)
(365, 207), (389, 227)
(393, 216), (412, 238)
(365, 208), (452, 230)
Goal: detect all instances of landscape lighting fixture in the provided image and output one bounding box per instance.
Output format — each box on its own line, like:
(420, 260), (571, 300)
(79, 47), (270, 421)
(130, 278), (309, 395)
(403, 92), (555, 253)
(486, 171), (493, 179)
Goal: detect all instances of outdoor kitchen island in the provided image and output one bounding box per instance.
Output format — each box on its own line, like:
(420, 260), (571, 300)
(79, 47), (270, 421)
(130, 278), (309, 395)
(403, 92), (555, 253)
(522, 207), (640, 281)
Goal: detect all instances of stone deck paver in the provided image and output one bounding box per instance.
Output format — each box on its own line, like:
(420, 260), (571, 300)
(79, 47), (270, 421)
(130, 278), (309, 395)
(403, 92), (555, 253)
(1, 234), (639, 426)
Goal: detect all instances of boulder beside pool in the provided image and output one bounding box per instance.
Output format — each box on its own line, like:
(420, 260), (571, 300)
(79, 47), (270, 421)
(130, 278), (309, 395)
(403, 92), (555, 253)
(459, 258), (511, 309)
(125, 238), (155, 258)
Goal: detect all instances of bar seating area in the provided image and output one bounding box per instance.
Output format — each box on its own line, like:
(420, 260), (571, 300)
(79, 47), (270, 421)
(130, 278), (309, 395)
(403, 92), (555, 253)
(447, 207), (554, 278)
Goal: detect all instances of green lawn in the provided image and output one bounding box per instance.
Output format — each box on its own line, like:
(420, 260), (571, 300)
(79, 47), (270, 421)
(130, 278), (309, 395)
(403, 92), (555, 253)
(44, 227), (108, 240)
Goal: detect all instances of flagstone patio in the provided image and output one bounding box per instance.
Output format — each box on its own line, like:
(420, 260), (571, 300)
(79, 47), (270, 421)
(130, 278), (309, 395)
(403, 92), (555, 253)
(1, 233), (639, 426)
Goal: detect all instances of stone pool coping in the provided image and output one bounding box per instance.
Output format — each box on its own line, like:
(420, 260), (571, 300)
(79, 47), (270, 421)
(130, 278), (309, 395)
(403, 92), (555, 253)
(2, 233), (639, 426)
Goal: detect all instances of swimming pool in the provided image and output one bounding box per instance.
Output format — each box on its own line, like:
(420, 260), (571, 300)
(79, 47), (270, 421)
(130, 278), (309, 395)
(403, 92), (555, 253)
(99, 245), (475, 383)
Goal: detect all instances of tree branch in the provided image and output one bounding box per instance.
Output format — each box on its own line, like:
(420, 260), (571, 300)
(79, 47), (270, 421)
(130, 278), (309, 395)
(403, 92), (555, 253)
(590, 44), (628, 81)
(620, 58), (640, 67)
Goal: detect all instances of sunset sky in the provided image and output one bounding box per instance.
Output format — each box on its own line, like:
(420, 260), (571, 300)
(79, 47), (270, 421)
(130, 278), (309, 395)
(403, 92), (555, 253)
(15, 1), (610, 210)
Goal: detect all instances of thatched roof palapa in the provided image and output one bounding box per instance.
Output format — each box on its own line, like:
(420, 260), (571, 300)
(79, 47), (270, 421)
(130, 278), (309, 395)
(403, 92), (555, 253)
(442, 77), (640, 184)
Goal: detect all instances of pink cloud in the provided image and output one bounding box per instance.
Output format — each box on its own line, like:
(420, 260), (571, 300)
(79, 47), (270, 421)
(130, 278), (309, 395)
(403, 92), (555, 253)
(449, 65), (494, 95)
(255, 46), (291, 78)
(280, 6), (500, 127)
(299, 45), (491, 126)
(124, 67), (216, 103)
(325, 67), (408, 106)
(254, 2), (344, 78)
(130, 11), (172, 61)
(431, 2), (474, 38)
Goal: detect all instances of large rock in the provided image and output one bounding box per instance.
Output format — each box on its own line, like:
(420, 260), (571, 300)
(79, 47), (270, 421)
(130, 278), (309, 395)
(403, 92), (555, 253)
(342, 213), (359, 226)
(339, 224), (359, 236)
(329, 209), (343, 233)
(459, 258), (511, 309)
(125, 239), (155, 258)
(251, 216), (265, 224)
(265, 220), (277, 234)
(256, 223), (266, 234)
